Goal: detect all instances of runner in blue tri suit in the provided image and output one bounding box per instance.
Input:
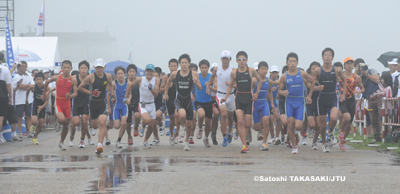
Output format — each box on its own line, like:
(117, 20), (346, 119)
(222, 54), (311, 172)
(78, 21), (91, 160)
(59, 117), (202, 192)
(251, 61), (279, 151)
(279, 52), (314, 154)
(112, 66), (128, 148)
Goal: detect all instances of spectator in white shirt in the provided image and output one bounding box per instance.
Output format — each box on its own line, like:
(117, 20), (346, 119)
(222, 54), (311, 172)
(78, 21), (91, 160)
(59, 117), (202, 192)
(0, 53), (13, 143)
(388, 58), (400, 97)
(12, 61), (34, 138)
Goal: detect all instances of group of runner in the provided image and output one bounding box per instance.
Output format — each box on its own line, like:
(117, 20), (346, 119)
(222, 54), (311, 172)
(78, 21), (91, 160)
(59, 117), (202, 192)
(25, 47), (366, 154)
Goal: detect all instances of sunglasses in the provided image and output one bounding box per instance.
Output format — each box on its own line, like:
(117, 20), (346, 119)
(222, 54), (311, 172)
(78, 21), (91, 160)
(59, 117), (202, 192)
(237, 58), (247, 61)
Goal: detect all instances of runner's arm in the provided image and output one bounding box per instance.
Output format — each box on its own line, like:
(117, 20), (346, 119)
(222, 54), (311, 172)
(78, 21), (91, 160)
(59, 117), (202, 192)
(211, 78), (218, 92)
(42, 75), (57, 97)
(124, 77), (141, 98)
(78, 74), (94, 95)
(356, 74), (365, 95)
(302, 70), (314, 98)
(69, 77), (79, 98)
(252, 77), (257, 90)
(223, 70), (235, 100)
(252, 68), (263, 97)
(164, 72), (176, 100)
(207, 68), (217, 93)
(106, 73), (114, 97)
(337, 69), (347, 100)
(268, 86), (275, 109)
(193, 73), (202, 90)
(159, 75), (167, 94)
(151, 78), (160, 97)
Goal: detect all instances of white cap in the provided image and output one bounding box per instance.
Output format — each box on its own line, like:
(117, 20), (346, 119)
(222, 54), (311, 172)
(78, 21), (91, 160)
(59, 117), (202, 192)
(211, 63), (219, 68)
(359, 63), (368, 67)
(253, 62), (259, 70)
(43, 69), (50, 73)
(220, 50), (231, 59)
(388, 58), (398, 65)
(270, 66), (279, 72)
(94, 58), (106, 67)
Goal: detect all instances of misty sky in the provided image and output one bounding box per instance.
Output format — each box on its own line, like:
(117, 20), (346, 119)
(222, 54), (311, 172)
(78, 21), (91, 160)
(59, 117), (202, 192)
(15, 0), (400, 73)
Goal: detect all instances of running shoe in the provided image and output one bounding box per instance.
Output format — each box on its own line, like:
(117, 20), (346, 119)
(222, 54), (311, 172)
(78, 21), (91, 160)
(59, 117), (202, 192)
(234, 130), (239, 140)
(274, 137), (281, 145)
(139, 128), (144, 137)
(11, 135), (20, 141)
(241, 145), (249, 153)
(227, 133), (232, 143)
(116, 141), (123, 148)
(59, 142), (66, 150)
(189, 136), (194, 144)
(88, 138), (95, 145)
(292, 146), (298, 154)
(196, 129), (203, 139)
(203, 137), (210, 147)
(322, 143), (330, 153)
(0, 136), (5, 143)
(106, 139), (111, 145)
(143, 141), (151, 149)
(328, 133), (335, 147)
(179, 126), (185, 138)
(32, 138), (39, 145)
(90, 128), (96, 136)
(184, 141), (190, 151)
(159, 127), (165, 136)
(312, 143), (318, 150)
(79, 141), (85, 148)
(96, 144), (103, 154)
(301, 136), (307, 145)
(260, 143), (269, 151)
(222, 136), (228, 147)
(166, 130), (170, 136)
(211, 132), (218, 145)
(134, 129), (139, 137)
(246, 139), (250, 146)
(169, 136), (175, 146)
(257, 131), (263, 141)
(150, 138), (160, 146)
(338, 130), (345, 141)
(177, 137), (183, 143)
(27, 133), (34, 138)
(268, 137), (274, 144)
(339, 141), (346, 151)
(69, 141), (74, 147)
(128, 137), (133, 145)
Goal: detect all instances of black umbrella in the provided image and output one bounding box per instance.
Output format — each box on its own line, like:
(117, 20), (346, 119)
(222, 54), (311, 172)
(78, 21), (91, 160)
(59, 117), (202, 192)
(377, 51), (400, 67)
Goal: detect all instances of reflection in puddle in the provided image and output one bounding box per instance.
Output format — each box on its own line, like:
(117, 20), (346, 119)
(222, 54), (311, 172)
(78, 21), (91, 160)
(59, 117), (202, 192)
(1, 155), (95, 163)
(87, 155), (255, 192)
(0, 166), (91, 174)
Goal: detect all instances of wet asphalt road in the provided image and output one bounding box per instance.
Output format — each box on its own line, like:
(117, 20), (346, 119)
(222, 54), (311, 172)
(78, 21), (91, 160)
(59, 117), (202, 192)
(0, 127), (399, 193)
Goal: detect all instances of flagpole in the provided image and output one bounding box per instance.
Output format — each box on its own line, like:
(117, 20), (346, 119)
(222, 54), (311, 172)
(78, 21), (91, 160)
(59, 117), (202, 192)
(43, 0), (45, 37)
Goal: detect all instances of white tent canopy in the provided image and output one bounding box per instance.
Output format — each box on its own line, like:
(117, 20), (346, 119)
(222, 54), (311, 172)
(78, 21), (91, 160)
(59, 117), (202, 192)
(0, 37), (60, 69)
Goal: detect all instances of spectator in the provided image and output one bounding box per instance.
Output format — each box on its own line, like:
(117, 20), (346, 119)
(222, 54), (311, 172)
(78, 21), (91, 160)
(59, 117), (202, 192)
(359, 63), (385, 143)
(387, 58), (399, 97)
(43, 69), (55, 127)
(13, 61), (33, 138)
(381, 71), (393, 135)
(31, 69), (39, 78)
(0, 53), (20, 142)
(0, 52), (13, 142)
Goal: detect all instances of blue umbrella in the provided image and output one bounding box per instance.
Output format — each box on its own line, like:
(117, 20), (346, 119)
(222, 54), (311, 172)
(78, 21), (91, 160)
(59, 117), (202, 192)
(103, 60), (145, 76)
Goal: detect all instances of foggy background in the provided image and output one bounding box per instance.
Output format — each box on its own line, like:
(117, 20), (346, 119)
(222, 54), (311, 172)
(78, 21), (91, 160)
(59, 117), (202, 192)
(15, 0), (400, 73)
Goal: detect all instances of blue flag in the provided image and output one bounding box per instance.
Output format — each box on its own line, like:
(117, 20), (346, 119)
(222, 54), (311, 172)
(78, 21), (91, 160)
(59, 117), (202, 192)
(5, 15), (14, 69)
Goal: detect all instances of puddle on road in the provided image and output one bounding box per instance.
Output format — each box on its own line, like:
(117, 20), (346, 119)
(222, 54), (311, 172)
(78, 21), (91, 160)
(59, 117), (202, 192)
(1, 155), (95, 163)
(86, 153), (255, 193)
(0, 166), (91, 174)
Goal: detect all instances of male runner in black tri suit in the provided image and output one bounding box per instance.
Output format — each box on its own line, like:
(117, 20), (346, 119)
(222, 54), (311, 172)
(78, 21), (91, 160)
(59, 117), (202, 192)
(78, 58), (114, 154)
(313, 48), (346, 153)
(221, 51), (263, 153)
(164, 54), (202, 151)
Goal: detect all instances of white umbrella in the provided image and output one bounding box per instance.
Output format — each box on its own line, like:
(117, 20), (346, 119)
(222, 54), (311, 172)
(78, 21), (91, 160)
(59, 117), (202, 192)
(13, 48), (42, 62)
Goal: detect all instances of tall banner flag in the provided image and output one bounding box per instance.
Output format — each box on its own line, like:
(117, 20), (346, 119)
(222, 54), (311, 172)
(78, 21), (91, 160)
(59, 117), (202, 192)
(5, 15), (14, 69)
(128, 47), (133, 63)
(36, 3), (45, 36)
